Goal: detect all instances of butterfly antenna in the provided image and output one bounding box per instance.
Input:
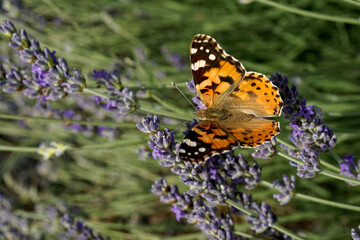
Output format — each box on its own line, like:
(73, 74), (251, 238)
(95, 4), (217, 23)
(172, 82), (197, 109)
(169, 120), (191, 136)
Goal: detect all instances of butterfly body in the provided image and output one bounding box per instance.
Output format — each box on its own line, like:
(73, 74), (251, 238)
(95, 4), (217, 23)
(196, 106), (232, 121)
(178, 34), (283, 163)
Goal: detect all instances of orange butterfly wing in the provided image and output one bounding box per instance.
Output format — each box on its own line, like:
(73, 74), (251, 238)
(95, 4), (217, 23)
(178, 120), (238, 162)
(190, 34), (246, 107)
(220, 72), (283, 117)
(223, 118), (280, 148)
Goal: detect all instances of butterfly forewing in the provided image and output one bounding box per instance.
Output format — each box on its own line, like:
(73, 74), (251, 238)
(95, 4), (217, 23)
(190, 34), (246, 107)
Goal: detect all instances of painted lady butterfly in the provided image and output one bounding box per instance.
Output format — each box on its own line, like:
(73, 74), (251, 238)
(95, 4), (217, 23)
(178, 34), (283, 162)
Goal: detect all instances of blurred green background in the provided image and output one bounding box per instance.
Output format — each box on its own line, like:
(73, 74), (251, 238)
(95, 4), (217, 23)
(0, 0), (360, 239)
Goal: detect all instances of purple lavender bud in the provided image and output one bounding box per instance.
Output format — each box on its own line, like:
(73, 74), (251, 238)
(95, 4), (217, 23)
(186, 80), (196, 93)
(19, 29), (30, 48)
(161, 185), (178, 204)
(151, 178), (168, 195)
(295, 147), (320, 178)
(339, 154), (360, 186)
(192, 96), (206, 109)
(245, 161), (261, 189)
(171, 193), (193, 221)
(3, 69), (23, 92)
(136, 114), (160, 134)
(224, 154), (246, 180)
(19, 49), (35, 63)
(0, 20), (16, 37)
(117, 87), (136, 113)
(34, 58), (49, 71)
(58, 58), (69, 73)
(30, 39), (41, 52)
(252, 137), (277, 159)
(246, 202), (277, 233)
(43, 48), (57, 65)
(352, 226), (360, 240)
(59, 213), (109, 239)
(69, 68), (85, 85)
(10, 32), (22, 49)
(46, 67), (62, 84)
(273, 175), (296, 205)
(92, 69), (111, 81)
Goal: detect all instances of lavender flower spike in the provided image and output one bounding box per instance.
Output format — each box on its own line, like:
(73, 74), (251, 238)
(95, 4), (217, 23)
(273, 175), (296, 205)
(0, 20), (88, 102)
(246, 202), (277, 234)
(270, 73), (336, 178)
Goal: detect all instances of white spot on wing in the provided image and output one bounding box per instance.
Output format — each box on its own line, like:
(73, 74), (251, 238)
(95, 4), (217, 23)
(206, 49), (209, 53)
(191, 60), (206, 71)
(209, 54), (216, 61)
(191, 48), (198, 54)
(199, 147), (206, 152)
(189, 140), (197, 147)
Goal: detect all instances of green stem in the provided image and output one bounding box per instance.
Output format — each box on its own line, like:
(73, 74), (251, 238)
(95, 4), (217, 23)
(82, 87), (109, 99)
(226, 199), (253, 215)
(226, 199), (305, 240)
(0, 145), (38, 153)
(254, 0), (360, 25)
(0, 137), (145, 154)
(272, 224), (304, 240)
(330, 150), (343, 163)
(277, 152), (360, 185)
(318, 158), (339, 172)
(295, 193), (360, 212)
(76, 138), (145, 150)
(100, 11), (146, 48)
(277, 151), (303, 165)
(0, 113), (136, 127)
(341, 0), (360, 7)
(277, 138), (339, 172)
(234, 231), (265, 239)
(277, 138), (296, 150)
(320, 169), (360, 185)
(82, 87), (194, 121)
(138, 104), (193, 121)
(151, 94), (188, 114)
(259, 181), (360, 211)
(128, 82), (188, 90)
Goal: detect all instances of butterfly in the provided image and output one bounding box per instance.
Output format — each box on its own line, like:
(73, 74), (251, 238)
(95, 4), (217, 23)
(178, 34), (283, 163)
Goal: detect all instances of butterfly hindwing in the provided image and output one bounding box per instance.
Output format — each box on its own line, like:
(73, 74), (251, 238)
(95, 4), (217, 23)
(220, 72), (283, 117)
(190, 34), (246, 107)
(222, 118), (280, 148)
(179, 120), (238, 162)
